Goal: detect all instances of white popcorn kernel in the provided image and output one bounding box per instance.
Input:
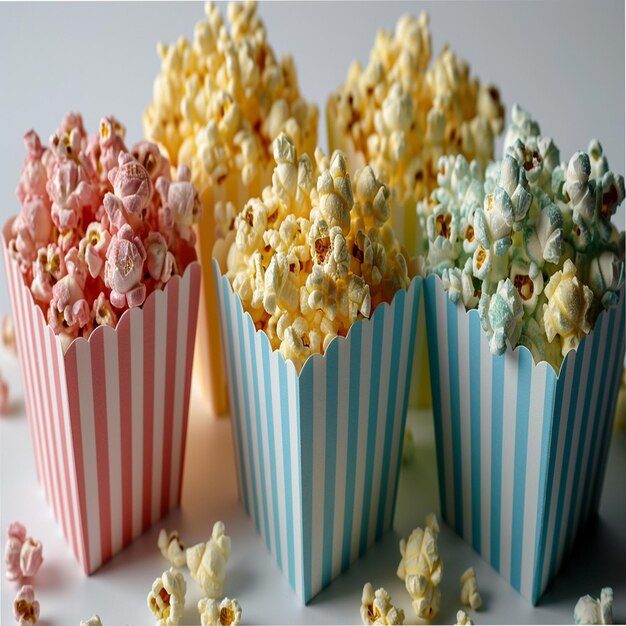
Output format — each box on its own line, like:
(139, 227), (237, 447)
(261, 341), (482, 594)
(147, 566), (186, 626)
(455, 609), (475, 625)
(158, 529), (186, 569)
(198, 596), (242, 626)
(360, 582), (405, 625)
(460, 567), (482, 610)
(264, 252), (299, 314)
(574, 587), (613, 625)
(397, 513), (442, 621)
(186, 521), (231, 598)
(80, 617), (103, 626)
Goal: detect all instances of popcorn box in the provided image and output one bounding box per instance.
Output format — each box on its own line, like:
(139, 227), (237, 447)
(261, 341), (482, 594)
(424, 274), (625, 604)
(2, 221), (201, 574)
(194, 167), (272, 416)
(213, 257), (421, 603)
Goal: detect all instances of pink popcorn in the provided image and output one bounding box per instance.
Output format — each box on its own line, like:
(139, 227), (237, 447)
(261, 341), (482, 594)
(19, 538), (43, 578)
(50, 112), (87, 161)
(131, 139), (170, 183)
(13, 585), (39, 625)
(145, 231), (174, 283)
(79, 222), (111, 279)
(48, 250), (90, 335)
(16, 131), (48, 205)
(92, 292), (118, 329)
(30, 243), (65, 305)
(4, 522), (26, 581)
(156, 165), (202, 244)
(104, 224), (147, 309)
(47, 159), (97, 231)
(95, 115), (127, 178)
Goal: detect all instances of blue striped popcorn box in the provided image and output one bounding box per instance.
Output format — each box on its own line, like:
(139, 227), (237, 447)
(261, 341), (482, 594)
(423, 273), (625, 604)
(213, 258), (421, 603)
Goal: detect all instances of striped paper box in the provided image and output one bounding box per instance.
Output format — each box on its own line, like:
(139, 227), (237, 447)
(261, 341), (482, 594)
(193, 166), (272, 417)
(424, 273), (625, 604)
(2, 223), (201, 574)
(214, 258), (421, 604)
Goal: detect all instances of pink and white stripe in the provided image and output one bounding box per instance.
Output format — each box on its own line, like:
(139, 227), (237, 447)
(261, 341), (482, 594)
(2, 230), (201, 574)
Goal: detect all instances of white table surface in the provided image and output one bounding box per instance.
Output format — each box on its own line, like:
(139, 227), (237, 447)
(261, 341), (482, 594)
(1, 343), (625, 625)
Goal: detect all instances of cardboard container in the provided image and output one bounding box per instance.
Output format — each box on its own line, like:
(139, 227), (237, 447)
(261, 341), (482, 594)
(2, 222), (201, 574)
(213, 256), (421, 603)
(424, 273), (625, 604)
(193, 166), (272, 416)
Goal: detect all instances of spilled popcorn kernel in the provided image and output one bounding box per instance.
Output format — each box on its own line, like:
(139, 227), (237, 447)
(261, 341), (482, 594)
(4, 522), (27, 581)
(455, 609), (475, 625)
(360, 582), (405, 625)
(198, 597), (242, 626)
(186, 521), (231, 598)
(13, 585), (39, 626)
(79, 617), (103, 626)
(460, 567), (482, 610)
(574, 587), (613, 625)
(158, 529), (186, 568)
(147, 566), (186, 626)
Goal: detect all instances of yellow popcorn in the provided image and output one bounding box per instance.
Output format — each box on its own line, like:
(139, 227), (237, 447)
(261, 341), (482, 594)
(186, 521), (231, 599)
(543, 259), (594, 357)
(198, 597), (242, 626)
(397, 513), (442, 621)
(222, 134), (411, 372)
(80, 617), (103, 626)
(360, 582), (405, 625)
(460, 567), (482, 611)
(455, 609), (475, 625)
(158, 529), (186, 569)
(147, 567), (186, 626)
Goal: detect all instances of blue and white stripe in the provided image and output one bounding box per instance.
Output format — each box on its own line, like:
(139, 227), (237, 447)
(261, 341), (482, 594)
(424, 274), (625, 604)
(214, 260), (421, 604)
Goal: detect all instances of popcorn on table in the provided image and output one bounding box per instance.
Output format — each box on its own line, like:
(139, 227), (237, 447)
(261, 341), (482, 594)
(1, 315), (16, 351)
(158, 529), (186, 568)
(360, 583), (405, 625)
(80, 617), (103, 626)
(147, 566), (186, 626)
(574, 587), (613, 625)
(455, 609), (475, 625)
(144, 0), (318, 233)
(198, 597), (242, 626)
(460, 567), (482, 610)
(4, 522), (43, 581)
(13, 585), (39, 626)
(419, 105), (625, 371)
(7, 113), (201, 349)
(397, 513), (442, 620)
(223, 133), (412, 372)
(328, 13), (504, 216)
(187, 521), (231, 598)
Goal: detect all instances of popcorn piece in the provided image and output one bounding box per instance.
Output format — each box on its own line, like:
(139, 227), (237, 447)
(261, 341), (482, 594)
(158, 529), (186, 568)
(4, 522), (27, 581)
(360, 583), (405, 625)
(1, 315), (16, 352)
(147, 566), (186, 626)
(80, 616), (103, 626)
(478, 278), (524, 356)
(574, 587), (613, 625)
(186, 521), (231, 598)
(588, 251), (624, 308)
(460, 567), (482, 610)
(397, 513), (442, 621)
(198, 597), (242, 626)
(543, 259), (594, 357)
(455, 609), (475, 625)
(19, 538), (43, 578)
(13, 585), (40, 626)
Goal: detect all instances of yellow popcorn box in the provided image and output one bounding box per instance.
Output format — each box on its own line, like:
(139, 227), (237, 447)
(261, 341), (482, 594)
(213, 253), (421, 603)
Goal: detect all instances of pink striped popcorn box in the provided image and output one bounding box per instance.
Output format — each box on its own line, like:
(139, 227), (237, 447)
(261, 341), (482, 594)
(2, 221), (201, 574)
(213, 257), (421, 604)
(424, 273), (625, 604)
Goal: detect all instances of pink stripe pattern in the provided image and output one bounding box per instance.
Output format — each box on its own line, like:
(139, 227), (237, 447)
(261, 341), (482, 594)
(2, 230), (201, 574)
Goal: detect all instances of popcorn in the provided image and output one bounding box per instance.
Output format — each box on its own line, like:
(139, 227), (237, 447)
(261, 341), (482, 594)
(144, 1), (318, 233)
(158, 529), (186, 568)
(13, 585), (39, 626)
(421, 105), (625, 371)
(8, 115), (201, 348)
(360, 583), (405, 625)
(223, 134), (411, 372)
(460, 567), (482, 610)
(574, 587), (613, 625)
(1, 315), (16, 352)
(397, 513), (442, 621)
(80, 616), (103, 626)
(147, 566), (186, 626)
(19, 538), (43, 578)
(455, 609), (474, 625)
(328, 13), (504, 229)
(186, 521), (231, 598)
(198, 597), (242, 626)
(4, 522), (27, 581)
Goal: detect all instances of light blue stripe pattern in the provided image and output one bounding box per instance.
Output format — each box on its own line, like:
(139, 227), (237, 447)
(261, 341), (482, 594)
(214, 260), (421, 604)
(423, 274), (625, 605)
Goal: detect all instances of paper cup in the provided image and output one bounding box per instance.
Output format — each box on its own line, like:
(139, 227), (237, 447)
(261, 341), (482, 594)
(194, 166), (272, 416)
(213, 256), (421, 603)
(424, 273), (625, 604)
(2, 222), (201, 574)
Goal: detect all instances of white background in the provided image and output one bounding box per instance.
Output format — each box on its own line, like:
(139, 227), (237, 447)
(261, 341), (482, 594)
(0, 2), (625, 625)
